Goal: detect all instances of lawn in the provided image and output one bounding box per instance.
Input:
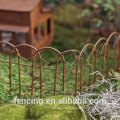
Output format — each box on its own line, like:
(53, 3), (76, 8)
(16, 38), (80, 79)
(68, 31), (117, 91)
(0, 22), (118, 104)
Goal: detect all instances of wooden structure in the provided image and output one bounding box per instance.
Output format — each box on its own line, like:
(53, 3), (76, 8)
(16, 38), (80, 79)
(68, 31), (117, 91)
(0, 0), (53, 58)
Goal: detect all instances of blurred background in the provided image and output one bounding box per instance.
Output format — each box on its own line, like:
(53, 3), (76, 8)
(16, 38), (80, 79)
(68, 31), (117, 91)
(42, 0), (120, 51)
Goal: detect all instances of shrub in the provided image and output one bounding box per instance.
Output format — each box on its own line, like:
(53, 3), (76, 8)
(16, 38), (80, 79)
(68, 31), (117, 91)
(54, 4), (77, 27)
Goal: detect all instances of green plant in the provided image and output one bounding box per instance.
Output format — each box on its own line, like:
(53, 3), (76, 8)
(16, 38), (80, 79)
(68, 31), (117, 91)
(38, 111), (69, 120)
(29, 95), (88, 120)
(0, 104), (27, 120)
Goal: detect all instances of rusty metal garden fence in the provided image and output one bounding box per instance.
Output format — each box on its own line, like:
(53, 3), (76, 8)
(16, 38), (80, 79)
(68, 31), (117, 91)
(0, 32), (120, 98)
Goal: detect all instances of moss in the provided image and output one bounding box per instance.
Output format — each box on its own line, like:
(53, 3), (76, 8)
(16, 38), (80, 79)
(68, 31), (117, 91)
(0, 104), (27, 120)
(37, 111), (69, 120)
(30, 95), (88, 120)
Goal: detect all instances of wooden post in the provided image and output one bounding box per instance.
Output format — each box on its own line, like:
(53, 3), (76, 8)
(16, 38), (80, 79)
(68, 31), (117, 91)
(12, 32), (17, 45)
(0, 31), (2, 51)
(38, 25), (41, 41)
(26, 27), (35, 56)
(44, 21), (47, 41)
(51, 17), (54, 37)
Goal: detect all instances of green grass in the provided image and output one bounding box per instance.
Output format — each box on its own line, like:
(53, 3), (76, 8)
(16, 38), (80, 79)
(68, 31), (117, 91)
(0, 22), (118, 104)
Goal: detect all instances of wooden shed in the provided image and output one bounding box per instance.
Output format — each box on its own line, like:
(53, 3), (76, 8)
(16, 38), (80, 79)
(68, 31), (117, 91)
(0, 0), (53, 58)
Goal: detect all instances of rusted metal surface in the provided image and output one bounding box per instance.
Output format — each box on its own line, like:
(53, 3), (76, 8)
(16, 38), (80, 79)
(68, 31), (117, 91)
(0, 25), (29, 33)
(0, 32), (119, 98)
(0, 0), (41, 12)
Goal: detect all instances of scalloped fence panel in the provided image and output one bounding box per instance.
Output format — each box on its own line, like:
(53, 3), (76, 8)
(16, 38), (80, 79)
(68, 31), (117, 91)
(0, 32), (120, 98)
